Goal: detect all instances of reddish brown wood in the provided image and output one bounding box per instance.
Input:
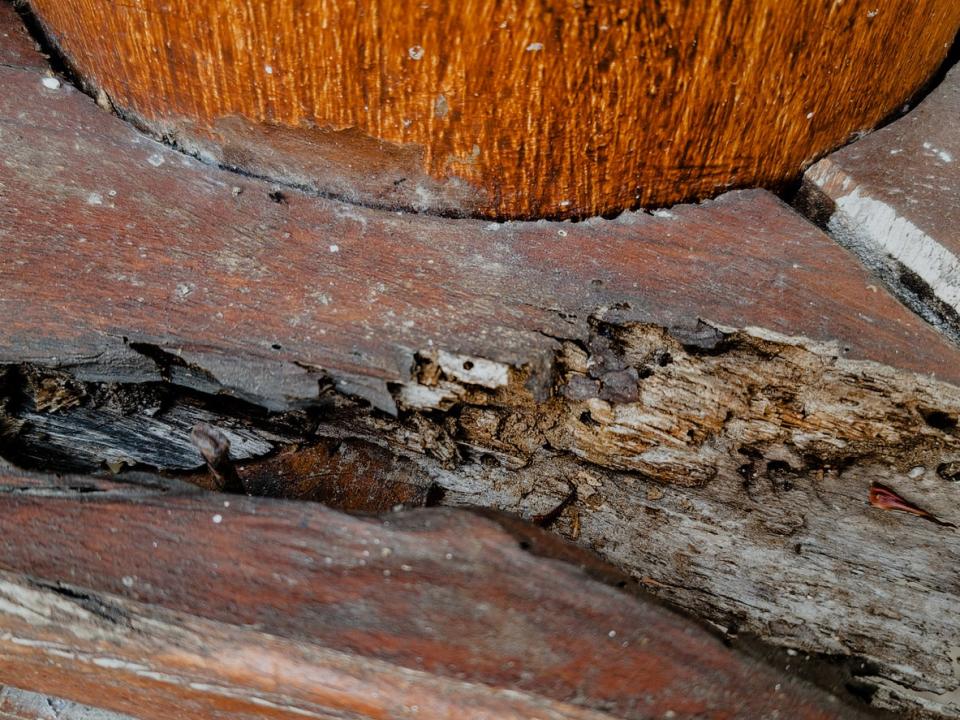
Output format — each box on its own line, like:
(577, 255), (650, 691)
(0, 18), (958, 718)
(24, 0), (960, 218)
(1, 43), (958, 397)
(803, 64), (960, 339)
(0, 469), (859, 719)
(0, 3), (43, 70)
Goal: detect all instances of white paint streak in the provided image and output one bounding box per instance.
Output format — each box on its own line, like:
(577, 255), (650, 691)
(437, 350), (510, 388)
(824, 185), (960, 310)
(397, 382), (462, 409)
(94, 656), (147, 671)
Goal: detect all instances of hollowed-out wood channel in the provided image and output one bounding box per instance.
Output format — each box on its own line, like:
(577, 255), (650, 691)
(24, 0), (960, 219)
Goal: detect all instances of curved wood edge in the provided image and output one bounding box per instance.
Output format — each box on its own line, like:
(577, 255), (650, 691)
(23, 0), (960, 218)
(0, 14), (958, 393)
(0, 468), (864, 720)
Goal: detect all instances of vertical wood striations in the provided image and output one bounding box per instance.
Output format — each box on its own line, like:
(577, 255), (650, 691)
(25, 0), (960, 219)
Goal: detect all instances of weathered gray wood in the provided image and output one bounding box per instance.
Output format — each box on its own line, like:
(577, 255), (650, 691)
(1, 6), (959, 717)
(0, 687), (133, 720)
(0, 470), (865, 720)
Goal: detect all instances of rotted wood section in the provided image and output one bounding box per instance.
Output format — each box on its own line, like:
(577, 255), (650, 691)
(2, 5), (960, 718)
(22, 0), (960, 218)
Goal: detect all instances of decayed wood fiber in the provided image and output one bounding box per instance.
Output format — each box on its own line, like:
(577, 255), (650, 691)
(2, 14), (960, 715)
(3, 315), (960, 717)
(24, 0), (960, 218)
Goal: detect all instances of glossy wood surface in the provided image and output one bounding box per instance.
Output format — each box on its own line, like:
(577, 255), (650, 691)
(25, 0), (960, 218)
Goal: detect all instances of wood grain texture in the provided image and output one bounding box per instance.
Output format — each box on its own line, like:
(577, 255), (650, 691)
(0, 470), (860, 720)
(24, 0), (960, 219)
(2, 49), (959, 392)
(801, 64), (960, 343)
(0, 686), (132, 720)
(0, 3), (43, 70)
(3, 24), (960, 717)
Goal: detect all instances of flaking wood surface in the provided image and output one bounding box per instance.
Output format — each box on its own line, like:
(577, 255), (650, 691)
(0, 470), (858, 720)
(0, 686), (132, 720)
(3, 16), (960, 717)
(25, 0), (960, 218)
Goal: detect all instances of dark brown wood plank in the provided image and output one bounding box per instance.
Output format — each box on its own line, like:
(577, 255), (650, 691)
(803, 64), (960, 343)
(0, 470), (859, 720)
(1, 53), (958, 397)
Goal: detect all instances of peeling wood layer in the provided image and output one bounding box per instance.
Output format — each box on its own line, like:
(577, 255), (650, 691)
(2, 313), (959, 717)
(3, 13), (960, 717)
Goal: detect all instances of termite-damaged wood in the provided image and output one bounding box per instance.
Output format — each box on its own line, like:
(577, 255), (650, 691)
(0, 470), (863, 720)
(5, 321), (959, 715)
(0, 686), (132, 720)
(3, 50), (960, 388)
(20, 0), (960, 218)
(3, 16), (960, 718)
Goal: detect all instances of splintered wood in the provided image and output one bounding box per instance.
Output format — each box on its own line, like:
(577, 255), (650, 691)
(0, 471), (862, 720)
(1, 3), (959, 718)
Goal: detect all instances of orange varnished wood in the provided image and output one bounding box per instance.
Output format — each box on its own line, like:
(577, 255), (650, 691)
(2, 44), (960, 390)
(25, 0), (960, 219)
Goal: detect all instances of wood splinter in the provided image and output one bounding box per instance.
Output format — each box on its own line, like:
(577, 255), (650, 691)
(190, 423), (243, 494)
(868, 483), (957, 528)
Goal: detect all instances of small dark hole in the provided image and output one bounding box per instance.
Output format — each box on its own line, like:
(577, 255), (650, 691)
(655, 351), (673, 367)
(462, 360), (474, 371)
(424, 483), (447, 507)
(937, 461), (960, 482)
(590, 278), (603, 287)
(580, 410), (595, 426)
(844, 680), (877, 705)
(921, 409), (958, 431)
(767, 460), (792, 474)
(268, 190), (288, 204)
(271, 343), (282, 350)
(480, 454), (500, 469)
(518, 540), (532, 551)
(638, 367), (654, 379)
